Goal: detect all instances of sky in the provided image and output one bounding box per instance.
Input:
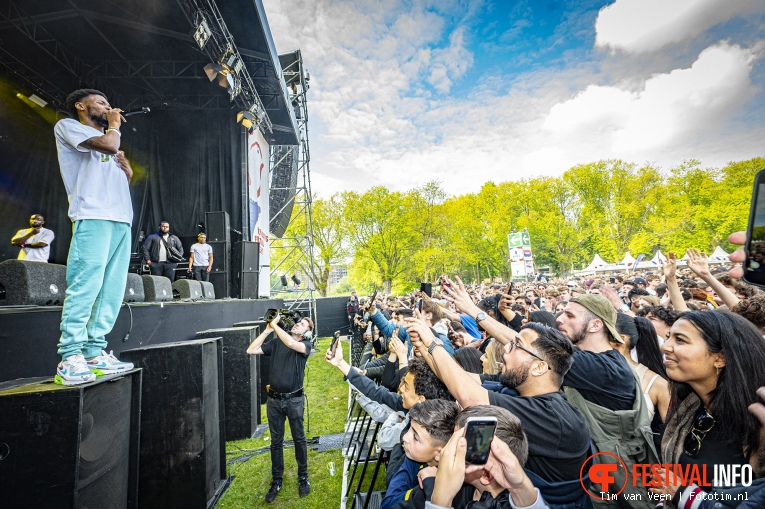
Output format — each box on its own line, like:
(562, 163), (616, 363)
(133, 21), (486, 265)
(261, 0), (765, 198)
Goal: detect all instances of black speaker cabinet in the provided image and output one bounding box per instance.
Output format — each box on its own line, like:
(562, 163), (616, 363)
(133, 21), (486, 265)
(196, 325), (262, 436)
(172, 279), (202, 300)
(124, 273), (145, 302)
(0, 371), (142, 508)
(205, 211), (230, 243)
(200, 281), (215, 300)
(209, 271), (230, 300)
(141, 275), (172, 302)
(121, 338), (228, 509)
(0, 259), (68, 306)
(208, 241), (230, 273)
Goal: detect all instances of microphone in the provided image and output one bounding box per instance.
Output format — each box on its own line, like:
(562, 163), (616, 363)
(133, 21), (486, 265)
(123, 107), (151, 117)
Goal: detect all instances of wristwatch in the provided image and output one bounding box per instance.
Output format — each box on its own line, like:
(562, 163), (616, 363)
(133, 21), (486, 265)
(475, 311), (487, 323)
(428, 337), (444, 355)
(619, 304), (630, 313)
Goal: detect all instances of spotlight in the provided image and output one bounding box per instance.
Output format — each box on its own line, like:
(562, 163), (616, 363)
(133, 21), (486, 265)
(237, 106), (259, 129)
(193, 18), (212, 49)
(29, 94), (47, 107)
(291, 275), (301, 286)
(204, 63), (231, 89)
(280, 275), (288, 287)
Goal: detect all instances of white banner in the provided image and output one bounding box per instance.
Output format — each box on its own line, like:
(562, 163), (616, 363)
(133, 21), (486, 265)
(247, 129), (270, 298)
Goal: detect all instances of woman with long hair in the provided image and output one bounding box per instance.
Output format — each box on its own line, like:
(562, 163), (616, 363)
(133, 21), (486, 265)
(613, 313), (670, 422)
(655, 311), (765, 499)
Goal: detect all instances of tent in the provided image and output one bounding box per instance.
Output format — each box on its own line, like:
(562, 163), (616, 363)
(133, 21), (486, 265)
(617, 252), (636, 268)
(636, 250), (667, 269)
(708, 246), (731, 264)
(575, 254), (610, 275)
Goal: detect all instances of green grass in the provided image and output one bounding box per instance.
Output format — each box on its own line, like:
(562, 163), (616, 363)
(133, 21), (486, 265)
(218, 337), (352, 508)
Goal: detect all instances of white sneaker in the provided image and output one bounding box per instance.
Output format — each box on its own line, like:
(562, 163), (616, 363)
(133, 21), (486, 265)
(86, 350), (134, 375)
(55, 354), (96, 385)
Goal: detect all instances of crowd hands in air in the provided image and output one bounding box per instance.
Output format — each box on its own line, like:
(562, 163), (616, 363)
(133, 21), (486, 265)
(325, 232), (765, 509)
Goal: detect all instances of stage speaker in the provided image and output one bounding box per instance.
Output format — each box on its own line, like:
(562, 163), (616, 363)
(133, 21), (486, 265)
(172, 279), (202, 300)
(200, 281), (215, 300)
(209, 271), (230, 300)
(141, 275), (172, 302)
(0, 371), (142, 508)
(231, 241), (259, 299)
(209, 241), (230, 273)
(121, 338), (228, 509)
(0, 259), (67, 306)
(124, 273), (145, 302)
(205, 211), (230, 243)
(196, 325), (262, 436)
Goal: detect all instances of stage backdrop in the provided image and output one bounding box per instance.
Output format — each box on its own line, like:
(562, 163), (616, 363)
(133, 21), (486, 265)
(247, 129), (271, 298)
(0, 79), (245, 264)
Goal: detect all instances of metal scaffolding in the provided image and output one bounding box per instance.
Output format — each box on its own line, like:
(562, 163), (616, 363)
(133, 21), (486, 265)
(269, 50), (316, 327)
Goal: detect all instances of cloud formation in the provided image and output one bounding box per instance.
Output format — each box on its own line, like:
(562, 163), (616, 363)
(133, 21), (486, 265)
(261, 0), (765, 197)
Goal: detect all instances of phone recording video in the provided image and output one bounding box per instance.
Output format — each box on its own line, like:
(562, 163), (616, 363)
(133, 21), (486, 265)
(329, 330), (341, 357)
(745, 169), (765, 288)
(464, 416), (497, 465)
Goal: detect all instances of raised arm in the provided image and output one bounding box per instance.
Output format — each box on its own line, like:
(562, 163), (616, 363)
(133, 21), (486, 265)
(271, 315), (309, 354)
(663, 253), (689, 312)
(686, 248), (740, 309)
(246, 322), (274, 355)
(442, 276), (516, 346)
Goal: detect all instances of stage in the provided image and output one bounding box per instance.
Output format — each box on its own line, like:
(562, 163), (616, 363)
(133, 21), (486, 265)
(0, 297), (283, 383)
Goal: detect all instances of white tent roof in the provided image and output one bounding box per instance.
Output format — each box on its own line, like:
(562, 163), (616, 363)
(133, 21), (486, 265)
(617, 252), (636, 268)
(585, 254), (609, 271)
(636, 250), (668, 269)
(709, 246), (730, 263)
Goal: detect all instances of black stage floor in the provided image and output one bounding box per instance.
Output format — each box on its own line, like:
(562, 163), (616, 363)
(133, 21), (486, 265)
(0, 298), (282, 383)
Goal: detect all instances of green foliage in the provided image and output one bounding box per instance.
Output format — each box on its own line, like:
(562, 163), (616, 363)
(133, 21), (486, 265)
(283, 157), (762, 284)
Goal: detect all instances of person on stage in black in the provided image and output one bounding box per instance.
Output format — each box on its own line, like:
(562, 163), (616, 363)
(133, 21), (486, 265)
(142, 220), (183, 279)
(246, 312), (315, 503)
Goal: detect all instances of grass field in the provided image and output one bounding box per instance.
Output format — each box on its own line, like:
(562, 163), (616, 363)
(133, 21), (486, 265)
(217, 336), (352, 509)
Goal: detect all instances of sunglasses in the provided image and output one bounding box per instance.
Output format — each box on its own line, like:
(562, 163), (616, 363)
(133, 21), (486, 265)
(683, 409), (715, 457)
(507, 339), (545, 362)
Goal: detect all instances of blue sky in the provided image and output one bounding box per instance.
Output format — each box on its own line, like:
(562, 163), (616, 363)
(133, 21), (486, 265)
(262, 0), (765, 197)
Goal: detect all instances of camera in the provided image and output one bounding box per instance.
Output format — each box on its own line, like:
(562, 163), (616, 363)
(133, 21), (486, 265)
(264, 308), (303, 333)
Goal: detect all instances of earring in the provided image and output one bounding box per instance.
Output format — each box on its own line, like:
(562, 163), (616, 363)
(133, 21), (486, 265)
(716, 366), (721, 376)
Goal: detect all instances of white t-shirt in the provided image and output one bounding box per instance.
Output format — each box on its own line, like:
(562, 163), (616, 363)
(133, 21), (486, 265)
(54, 118), (133, 224)
(13, 227), (55, 262)
(190, 243), (213, 266)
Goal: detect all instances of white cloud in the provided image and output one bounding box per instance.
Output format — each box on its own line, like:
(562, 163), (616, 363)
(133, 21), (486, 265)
(595, 0), (765, 54)
(261, 1), (765, 198)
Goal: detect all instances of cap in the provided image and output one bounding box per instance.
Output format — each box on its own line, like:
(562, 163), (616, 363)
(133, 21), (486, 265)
(569, 294), (623, 344)
(633, 277), (647, 286)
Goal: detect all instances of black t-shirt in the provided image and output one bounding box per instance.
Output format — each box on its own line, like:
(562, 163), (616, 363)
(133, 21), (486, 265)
(261, 335), (312, 393)
(563, 349), (636, 411)
(488, 390), (590, 483)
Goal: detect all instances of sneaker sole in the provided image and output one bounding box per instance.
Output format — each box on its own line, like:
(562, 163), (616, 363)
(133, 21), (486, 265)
(88, 366), (132, 375)
(54, 374), (95, 386)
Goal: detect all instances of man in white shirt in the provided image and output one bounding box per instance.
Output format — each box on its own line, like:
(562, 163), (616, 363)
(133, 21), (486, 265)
(53, 89), (134, 385)
(11, 214), (55, 262)
(187, 232), (214, 282)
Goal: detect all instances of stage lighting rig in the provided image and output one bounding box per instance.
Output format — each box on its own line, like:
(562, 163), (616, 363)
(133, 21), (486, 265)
(193, 17), (212, 49)
(291, 275), (301, 286)
(280, 275), (289, 287)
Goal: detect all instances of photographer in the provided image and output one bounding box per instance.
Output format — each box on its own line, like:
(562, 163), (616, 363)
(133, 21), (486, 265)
(247, 311), (314, 503)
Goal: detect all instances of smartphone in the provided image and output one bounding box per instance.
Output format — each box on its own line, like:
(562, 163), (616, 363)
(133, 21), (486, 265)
(420, 282), (432, 297)
(505, 282), (513, 295)
(369, 290), (378, 307)
(464, 416), (497, 465)
(416, 298), (423, 313)
(329, 330), (341, 356)
(609, 277), (615, 284)
(745, 169), (765, 288)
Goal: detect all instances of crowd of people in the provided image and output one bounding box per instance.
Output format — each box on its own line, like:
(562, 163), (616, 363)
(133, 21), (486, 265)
(322, 241), (765, 509)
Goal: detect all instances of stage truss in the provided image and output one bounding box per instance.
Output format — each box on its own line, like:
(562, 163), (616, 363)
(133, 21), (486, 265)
(268, 50), (316, 327)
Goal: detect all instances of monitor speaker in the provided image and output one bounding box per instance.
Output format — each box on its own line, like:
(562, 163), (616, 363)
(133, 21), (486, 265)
(200, 281), (215, 300)
(172, 279), (202, 300)
(231, 242), (259, 299)
(0, 371), (141, 508)
(0, 259), (67, 306)
(124, 273), (145, 302)
(121, 338), (228, 508)
(205, 212), (230, 243)
(196, 325), (262, 436)
(141, 275), (172, 302)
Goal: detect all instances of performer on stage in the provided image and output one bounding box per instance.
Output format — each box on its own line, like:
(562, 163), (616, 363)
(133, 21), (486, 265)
(142, 221), (184, 279)
(247, 313), (314, 503)
(11, 214), (55, 262)
(53, 89), (134, 385)
(187, 232), (213, 281)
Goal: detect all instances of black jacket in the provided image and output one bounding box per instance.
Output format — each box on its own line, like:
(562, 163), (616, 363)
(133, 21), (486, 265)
(142, 233), (184, 262)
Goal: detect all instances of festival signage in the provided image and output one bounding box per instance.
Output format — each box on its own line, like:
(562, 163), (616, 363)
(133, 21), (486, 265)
(508, 230), (534, 279)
